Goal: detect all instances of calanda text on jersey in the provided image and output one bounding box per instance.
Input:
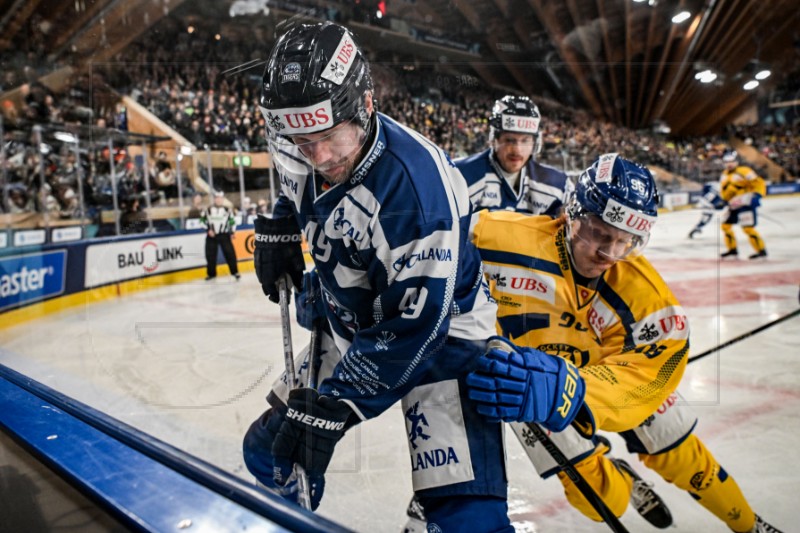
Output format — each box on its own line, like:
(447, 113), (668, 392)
(272, 113), (497, 420)
(471, 210), (689, 433)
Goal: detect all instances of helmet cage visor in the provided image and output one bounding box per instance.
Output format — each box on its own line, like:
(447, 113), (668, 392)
(567, 199), (652, 260)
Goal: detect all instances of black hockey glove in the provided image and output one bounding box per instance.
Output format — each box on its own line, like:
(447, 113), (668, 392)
(243, 406), (325, 510)
(272, 388), (353, 481)
(253, 215), (305, 303)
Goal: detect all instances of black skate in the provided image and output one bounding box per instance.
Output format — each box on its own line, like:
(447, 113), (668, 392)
(612, 458), (673, 529)
(749, 250), (767, 260)
(721, 248), (739, 258)
(747, 515), (783, 533)
(688, 229), (701, 239)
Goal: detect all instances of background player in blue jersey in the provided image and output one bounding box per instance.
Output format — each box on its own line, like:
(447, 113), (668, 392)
(240, 21), (543, 532)
(688, 182), (727, 239)
(455, 95), (573, 216)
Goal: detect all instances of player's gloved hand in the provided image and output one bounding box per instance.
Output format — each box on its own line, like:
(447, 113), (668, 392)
(242, 405), (325, 510)
(295, 270), (327, 331)
(272, 388), (353, 484)
(254, 215), (305, 303)
(466, 336), (585, 432)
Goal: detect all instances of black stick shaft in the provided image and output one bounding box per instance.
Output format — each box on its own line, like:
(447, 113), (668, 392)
(525, 423), (630, 533)
(689, 307), (800, 364)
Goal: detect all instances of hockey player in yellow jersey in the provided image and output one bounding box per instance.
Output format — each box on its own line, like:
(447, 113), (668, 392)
(467, 154), (782, 533)
(719, 150), (768, 259)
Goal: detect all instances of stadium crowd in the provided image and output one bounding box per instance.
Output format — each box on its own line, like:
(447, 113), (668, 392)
(1, 11), (797, 226)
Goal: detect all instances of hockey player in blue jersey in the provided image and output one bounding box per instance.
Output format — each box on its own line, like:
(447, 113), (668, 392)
(455, 95), (573, 216)
(240, 21), (541, 531)
(688, 182), (727, 239)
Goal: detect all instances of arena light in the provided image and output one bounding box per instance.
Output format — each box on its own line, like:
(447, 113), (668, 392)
(53, 131), (78, 144)
(180, 145), (194, 156)
(743, 80), (759, 91)
(632, 0), (647, 2)
(694, 70), (717, 83)
(672, 11), (691, 23)
(755, 69), (771, 80)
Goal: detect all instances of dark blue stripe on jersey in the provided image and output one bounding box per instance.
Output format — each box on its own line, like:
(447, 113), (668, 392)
(498, 313), (551, 339)
(597, 282), (636, 350)
(479, 248), (562, 277)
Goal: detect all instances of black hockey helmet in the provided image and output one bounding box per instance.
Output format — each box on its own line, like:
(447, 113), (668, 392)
(259, 22), (373, 139)
(488, 95), (541, 137)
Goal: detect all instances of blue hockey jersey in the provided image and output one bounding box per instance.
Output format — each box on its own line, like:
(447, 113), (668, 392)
(271, 113), (497, 420)
(455, 148), (574, 216)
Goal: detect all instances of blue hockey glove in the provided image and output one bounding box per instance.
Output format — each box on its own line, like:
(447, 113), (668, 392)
(295, 270), (327, 331)
(272, 388), (353, 485)
(466, 336), (585, 431)
(254, 215), (305, 303)
(242, 405), (325, 510)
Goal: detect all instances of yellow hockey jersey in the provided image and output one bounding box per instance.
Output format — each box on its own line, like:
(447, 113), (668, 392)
(472, 210), (689, 434)
(720, 165), (766, 202)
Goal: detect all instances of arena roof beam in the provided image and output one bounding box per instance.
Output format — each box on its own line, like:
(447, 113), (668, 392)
(527, 0), (605, 119)
(0, 0), (45, 50)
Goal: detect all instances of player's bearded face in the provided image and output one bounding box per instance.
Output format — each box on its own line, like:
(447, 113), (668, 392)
(493, 132), (534, 173)
(290, 118), (368, 185)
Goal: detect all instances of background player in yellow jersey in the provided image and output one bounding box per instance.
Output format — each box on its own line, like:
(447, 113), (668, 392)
(719, 150), (768, 259)
(467, 154), (781, 533)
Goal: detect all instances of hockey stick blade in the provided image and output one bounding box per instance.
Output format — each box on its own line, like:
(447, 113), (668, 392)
(689, 307), (800, 364)
(525, 423), (630, 533)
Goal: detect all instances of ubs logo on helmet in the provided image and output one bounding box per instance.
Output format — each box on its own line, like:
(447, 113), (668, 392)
(322, 33), (358, 86)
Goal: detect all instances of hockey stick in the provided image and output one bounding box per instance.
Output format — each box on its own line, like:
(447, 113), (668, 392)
(276, 275), (313, 511)
(306, 318), (325, 390)
(689, 307), (800, 364)
(524, 422), (630, 533)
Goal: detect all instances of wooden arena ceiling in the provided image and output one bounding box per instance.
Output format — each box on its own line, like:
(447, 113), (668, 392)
(1, 0), (797, 136)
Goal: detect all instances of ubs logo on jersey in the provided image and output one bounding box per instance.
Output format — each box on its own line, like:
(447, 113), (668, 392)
(634, 306), (689, 343)
(406, 402), (461, 471)
(509, 276), (548, 293)
(490, 272), (507, 287)
(656, 393), (679, 415)
(392, 248), (452, 272)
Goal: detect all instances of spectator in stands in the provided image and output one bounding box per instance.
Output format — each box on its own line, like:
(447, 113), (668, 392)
(188, 192), (204, 218)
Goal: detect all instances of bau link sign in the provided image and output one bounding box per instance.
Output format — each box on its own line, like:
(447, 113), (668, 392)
(85, 234), (206, 287)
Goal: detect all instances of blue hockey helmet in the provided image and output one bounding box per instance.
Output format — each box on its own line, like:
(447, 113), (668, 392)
(567, 154), (659, 259)
(259, 22), (373, 139)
